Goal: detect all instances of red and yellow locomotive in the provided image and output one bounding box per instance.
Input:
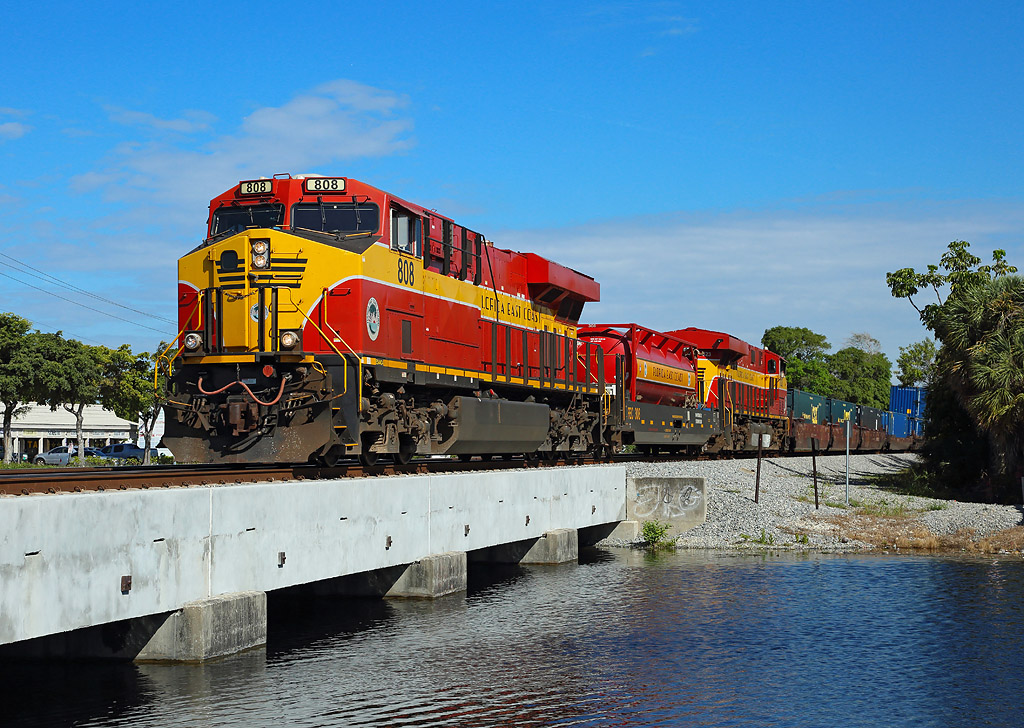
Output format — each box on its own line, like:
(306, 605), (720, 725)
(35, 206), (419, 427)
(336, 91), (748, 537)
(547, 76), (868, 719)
(162, 174), (915, 465)
(163, 175), (604, 464)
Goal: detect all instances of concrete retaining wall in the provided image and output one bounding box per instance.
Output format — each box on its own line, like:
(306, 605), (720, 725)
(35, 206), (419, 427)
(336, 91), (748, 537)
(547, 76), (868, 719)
(620, 476), (706, 540)
(0, 465), (625, 646)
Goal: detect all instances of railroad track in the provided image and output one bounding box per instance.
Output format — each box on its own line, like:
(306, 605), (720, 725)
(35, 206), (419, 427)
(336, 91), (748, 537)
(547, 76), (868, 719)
(0, 446), (864, 497)
(0, 456), (621, 497)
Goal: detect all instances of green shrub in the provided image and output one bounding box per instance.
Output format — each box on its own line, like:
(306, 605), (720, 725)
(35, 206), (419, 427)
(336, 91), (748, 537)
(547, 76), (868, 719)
(641, 519), (672, 547)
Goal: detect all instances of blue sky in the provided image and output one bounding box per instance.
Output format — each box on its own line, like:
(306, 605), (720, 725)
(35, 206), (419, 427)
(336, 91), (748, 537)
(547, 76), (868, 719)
(1, 1), (1022, 370)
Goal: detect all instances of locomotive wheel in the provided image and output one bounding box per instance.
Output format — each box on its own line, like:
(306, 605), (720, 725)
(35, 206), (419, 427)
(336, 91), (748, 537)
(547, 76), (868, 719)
(524, 451), (539, 462)
(359, 450), (379, 467)
(540, 450), (558, 462)
(318, 446), (344, 467)
(394, 437), (416, 466)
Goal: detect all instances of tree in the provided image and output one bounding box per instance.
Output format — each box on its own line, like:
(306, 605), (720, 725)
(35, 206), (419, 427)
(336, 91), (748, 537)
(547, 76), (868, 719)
(762, 326), (831, 362)
(896, 339), (937, 387)
(761, 326), (835, 393)
(828, 345), (891, 409)
(888, 240), (1022, 499)
(886, 240), (1017, 326)
(931, 275), (1024, 485)
(35, 336), (110, 467)
(0, 314), (44, 463)
(844, 332), (882, 355)
(101, 344), (162, 465)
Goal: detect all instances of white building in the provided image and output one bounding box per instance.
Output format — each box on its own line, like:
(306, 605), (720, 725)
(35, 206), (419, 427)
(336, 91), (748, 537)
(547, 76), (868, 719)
(1, 405), (136, 459)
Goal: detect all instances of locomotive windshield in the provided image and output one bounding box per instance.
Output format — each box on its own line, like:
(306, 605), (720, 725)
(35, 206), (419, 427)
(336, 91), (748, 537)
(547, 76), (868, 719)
(209, 203), (284, 239)
(292, 201), (380, 235)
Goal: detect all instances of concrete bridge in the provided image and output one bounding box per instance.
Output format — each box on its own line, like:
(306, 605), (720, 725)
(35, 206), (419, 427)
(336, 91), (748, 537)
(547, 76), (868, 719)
(1, 465), (664, 662)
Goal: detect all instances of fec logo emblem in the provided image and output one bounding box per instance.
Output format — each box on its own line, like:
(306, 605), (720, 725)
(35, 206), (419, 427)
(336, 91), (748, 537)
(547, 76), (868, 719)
(366, 297), (380, 341)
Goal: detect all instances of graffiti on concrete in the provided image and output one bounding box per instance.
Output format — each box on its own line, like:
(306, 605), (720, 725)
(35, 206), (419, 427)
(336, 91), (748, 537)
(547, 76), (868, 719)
(634, 482), (702, 520)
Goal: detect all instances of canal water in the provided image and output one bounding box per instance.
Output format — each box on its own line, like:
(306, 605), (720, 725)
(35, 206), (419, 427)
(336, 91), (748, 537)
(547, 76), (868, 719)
(7, 549), (1024, 727)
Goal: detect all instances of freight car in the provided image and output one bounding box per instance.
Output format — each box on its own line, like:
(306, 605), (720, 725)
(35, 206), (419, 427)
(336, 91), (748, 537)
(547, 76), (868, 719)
(161, 175), (920, 464)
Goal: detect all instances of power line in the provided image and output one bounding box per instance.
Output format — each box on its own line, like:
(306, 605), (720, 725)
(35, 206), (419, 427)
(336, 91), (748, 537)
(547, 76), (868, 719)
(0, 270), (174, 337)
(0, 252), (177, 325)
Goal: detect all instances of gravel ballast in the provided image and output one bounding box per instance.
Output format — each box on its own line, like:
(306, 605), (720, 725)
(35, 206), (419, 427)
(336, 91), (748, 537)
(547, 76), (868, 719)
(622, 453), (1024, 553)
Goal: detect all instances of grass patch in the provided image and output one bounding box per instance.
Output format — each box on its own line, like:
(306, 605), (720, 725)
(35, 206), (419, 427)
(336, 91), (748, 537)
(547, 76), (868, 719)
(867, 463), (954, 500)
(740, 529), (775, 545)
(850, 498), (908, 517)
(821, 514), (1024, 554)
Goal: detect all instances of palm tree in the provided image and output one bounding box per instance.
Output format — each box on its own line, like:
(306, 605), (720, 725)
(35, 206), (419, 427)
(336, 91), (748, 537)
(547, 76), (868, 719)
(933, 275), (1024, 485)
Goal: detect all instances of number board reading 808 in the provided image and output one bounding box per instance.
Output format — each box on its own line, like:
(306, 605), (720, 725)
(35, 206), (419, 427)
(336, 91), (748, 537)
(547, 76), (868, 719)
(239, 179), (273, 196)
(304, 177), (346, 193)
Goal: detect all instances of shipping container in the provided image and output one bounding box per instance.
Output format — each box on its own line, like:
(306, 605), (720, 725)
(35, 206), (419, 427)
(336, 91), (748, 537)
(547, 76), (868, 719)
(890, 386), (927, 419)
(887, 412), (910, 438)
(788, 389), (828, 424)
(829, 398), (857, 424)
(909, 418), (926, 437)
(858, 405), (883, 431)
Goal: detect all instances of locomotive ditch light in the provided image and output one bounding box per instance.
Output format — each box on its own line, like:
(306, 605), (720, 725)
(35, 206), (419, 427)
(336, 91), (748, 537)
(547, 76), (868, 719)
(183, 332), (204, 351)
(251, 238), (271, 268)
(280, 330), (300, 349)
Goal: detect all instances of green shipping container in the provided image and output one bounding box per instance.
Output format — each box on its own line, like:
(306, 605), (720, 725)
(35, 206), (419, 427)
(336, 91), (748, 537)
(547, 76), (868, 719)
(788, 389), (829, 424)
(829, 399), (857, 424)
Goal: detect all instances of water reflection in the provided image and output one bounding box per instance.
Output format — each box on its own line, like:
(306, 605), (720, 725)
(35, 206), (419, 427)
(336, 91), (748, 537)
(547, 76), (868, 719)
(5, 551), (1024, 727)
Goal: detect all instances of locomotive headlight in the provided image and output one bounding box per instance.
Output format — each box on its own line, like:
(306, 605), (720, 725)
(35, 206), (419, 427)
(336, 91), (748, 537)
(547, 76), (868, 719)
(280, 330), (299, 349)
(183, 332), (203, 351)
(251, 238), (271, 268)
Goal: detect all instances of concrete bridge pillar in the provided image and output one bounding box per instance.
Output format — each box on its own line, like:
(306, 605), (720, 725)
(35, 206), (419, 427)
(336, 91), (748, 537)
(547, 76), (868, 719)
(470, 528), (579, 565)
(304, 552), (468, 599)
(135, 591), (267, 662)
(384, 552), (467, 598)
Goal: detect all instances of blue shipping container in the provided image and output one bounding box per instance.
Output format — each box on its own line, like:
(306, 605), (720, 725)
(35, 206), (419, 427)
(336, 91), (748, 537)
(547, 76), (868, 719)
(888, 411), (910, 438)
(910, 418), (925, 437)
(890, 386), (927, 419)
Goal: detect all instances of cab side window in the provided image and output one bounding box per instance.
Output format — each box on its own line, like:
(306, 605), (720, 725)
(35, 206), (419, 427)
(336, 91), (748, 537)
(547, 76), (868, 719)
(391, 208), (421, 256)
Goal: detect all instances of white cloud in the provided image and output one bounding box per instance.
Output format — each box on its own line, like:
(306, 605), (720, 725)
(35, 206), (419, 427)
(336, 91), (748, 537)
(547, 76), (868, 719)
(498, 199), (1024, 364)
(106, 107), (216, 133)
(76, 80), (413, 213)
(0, 122), (29, 141)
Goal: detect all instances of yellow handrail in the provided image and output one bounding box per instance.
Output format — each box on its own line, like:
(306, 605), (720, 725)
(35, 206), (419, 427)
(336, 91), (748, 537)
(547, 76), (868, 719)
(155, 290), (205, 393)
(282, 288), (362, 411)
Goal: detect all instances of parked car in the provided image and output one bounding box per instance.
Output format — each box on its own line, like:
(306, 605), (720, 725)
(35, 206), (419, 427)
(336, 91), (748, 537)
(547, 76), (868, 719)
(98, 442), (158, 462)
(34, 446), (104, 466)
(0, 446), (28, 463)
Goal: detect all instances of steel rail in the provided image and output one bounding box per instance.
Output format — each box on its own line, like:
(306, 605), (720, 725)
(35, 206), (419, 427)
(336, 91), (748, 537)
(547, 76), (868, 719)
(0, 446), (876, 497)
